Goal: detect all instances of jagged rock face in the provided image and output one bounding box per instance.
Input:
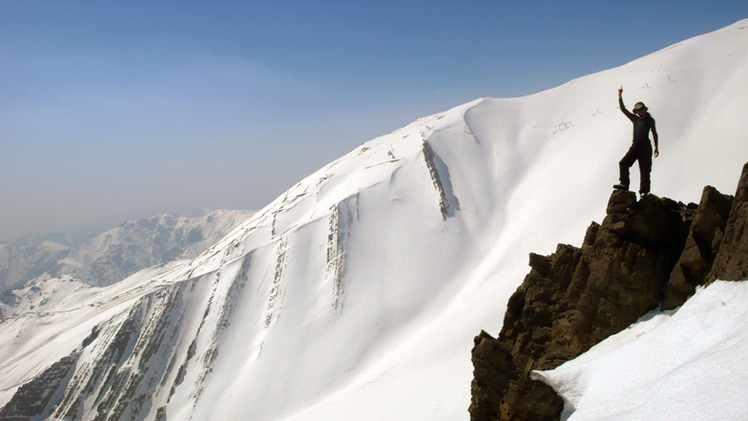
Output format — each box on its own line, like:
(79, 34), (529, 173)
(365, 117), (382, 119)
(0, 351), (80, 419)
(662, 186), (733, 310)
(470, 191), (692, 421)
(707, 161), (748, 283)
(470, 161), (748, 421)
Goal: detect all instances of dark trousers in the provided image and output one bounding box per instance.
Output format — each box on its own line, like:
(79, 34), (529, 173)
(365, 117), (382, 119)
(619, 142), (652, 194)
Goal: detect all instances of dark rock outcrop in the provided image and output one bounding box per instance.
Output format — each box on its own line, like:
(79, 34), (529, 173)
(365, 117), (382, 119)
(662, 186), (732, 309)
(470, 191), (691, 420)
(706, 161), (748, 283)
(0, 352), (81, 420)
(470, 161), (748, 421)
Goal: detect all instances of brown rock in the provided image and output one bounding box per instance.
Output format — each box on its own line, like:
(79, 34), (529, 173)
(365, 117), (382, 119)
(662, 186), (732, 309)
(470, 191), (690, 421)
(470, 161), (748, 421)
(706, 162), (748, 283)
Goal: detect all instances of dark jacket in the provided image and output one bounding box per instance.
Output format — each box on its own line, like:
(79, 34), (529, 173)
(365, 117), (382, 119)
(619, 97), (658, 146)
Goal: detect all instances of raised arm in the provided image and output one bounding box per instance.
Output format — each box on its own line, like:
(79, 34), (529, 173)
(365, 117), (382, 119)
(618, 86), (636, 122)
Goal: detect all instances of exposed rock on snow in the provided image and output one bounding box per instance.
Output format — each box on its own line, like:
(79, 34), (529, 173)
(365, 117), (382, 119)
(470, 161), (748, 421)
(706, 161), (748, 283)
(422, 139), (460, 220)
(470, 191), (691, 420)
(0, 351), (80, 419)
(662, 185), (732, 309)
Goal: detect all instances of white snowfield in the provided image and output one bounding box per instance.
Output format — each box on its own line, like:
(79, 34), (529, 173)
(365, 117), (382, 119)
(1, 19), (748, 421)
(532, 280), (748, 421)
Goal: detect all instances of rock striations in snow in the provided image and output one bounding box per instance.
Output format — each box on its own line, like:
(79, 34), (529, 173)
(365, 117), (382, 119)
(2, 19), (748, 421)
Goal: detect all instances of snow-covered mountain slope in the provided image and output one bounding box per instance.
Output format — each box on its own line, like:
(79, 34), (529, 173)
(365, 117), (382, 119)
(1, 19), (748, 420)
(1, 276), (92, 319)
(0, 209), (254, 291)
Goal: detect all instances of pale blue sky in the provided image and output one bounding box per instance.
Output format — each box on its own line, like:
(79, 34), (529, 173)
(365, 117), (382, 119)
(2, 1), (747, 240)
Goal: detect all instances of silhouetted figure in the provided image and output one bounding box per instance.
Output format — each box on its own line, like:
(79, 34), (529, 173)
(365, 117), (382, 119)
(614, 86), (659, 196)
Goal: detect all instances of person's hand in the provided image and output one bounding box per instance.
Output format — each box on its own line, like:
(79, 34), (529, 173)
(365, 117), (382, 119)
(654, 148), (660, 158)
(618, 86), (623, 98)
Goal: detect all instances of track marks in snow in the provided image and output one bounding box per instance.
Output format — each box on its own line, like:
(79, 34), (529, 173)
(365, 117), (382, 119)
(364, 159), (400, 170)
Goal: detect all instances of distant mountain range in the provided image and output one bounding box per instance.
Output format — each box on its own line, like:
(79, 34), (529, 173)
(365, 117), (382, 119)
(0, 209), (254, 291)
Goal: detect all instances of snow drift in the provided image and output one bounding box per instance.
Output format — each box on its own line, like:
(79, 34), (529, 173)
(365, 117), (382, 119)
(1, 19), (748, 420)
(532, 281), (748, 420)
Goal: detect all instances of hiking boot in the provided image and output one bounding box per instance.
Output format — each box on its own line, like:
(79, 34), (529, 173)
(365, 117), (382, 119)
(613, 184), (629, 191)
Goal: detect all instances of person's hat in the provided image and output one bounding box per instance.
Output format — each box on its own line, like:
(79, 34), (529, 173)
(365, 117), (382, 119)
(633, 102), (648, 112)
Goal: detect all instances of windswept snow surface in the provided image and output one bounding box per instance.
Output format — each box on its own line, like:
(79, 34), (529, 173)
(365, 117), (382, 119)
(532, 281), (748, 421)
(1, 19), (748, 420)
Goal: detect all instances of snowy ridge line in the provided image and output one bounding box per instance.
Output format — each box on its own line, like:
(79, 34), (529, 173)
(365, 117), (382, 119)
(191, 110), (443, 259)
(0, 265), (184, 323)
(0, 209), (255, 290)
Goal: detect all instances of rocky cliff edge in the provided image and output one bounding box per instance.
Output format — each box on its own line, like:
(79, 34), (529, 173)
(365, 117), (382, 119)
(470, 161), (748, 421)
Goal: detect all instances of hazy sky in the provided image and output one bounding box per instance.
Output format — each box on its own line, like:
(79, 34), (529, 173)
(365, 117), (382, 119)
(2, 1), (747, 241)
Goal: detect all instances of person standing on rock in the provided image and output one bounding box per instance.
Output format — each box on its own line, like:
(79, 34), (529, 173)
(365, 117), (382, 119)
(614, 86), (659, 197)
